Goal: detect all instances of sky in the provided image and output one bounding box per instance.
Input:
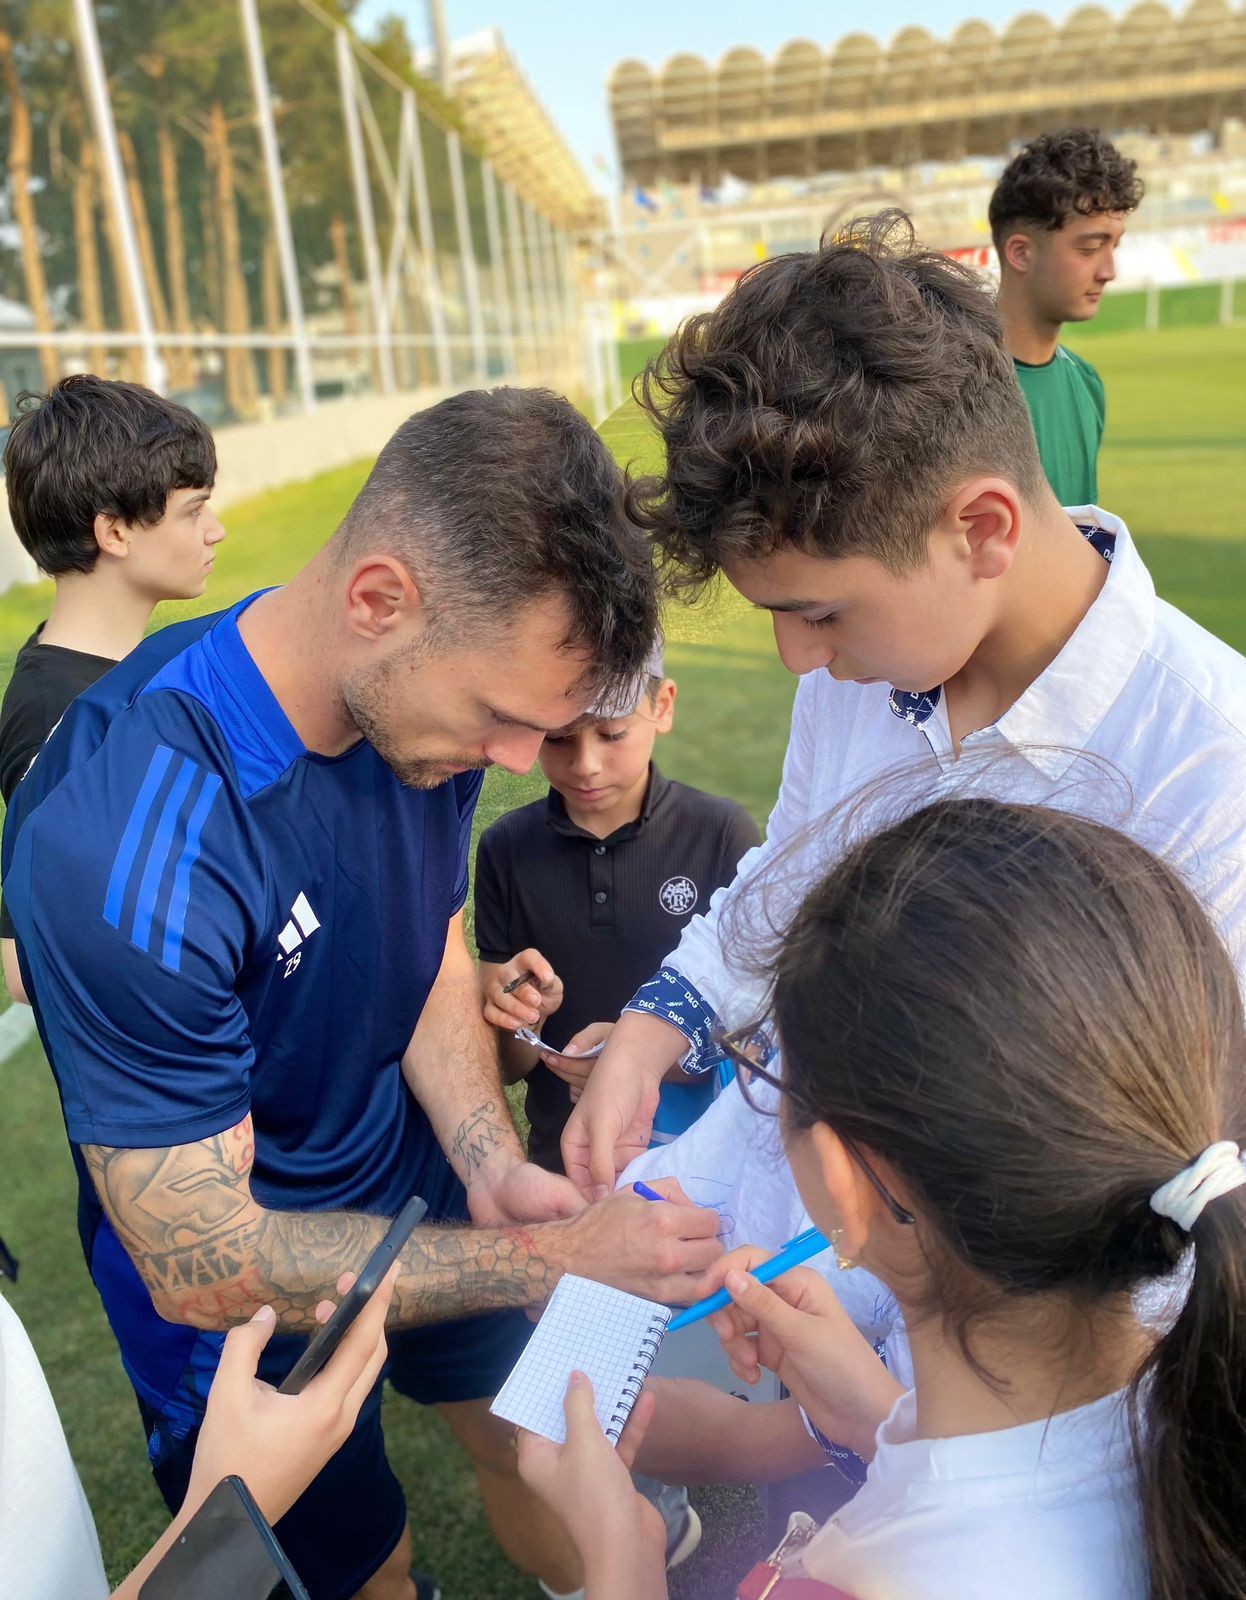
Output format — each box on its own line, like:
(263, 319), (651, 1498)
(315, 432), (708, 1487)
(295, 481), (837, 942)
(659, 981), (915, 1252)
(354, 0), (1134, 191)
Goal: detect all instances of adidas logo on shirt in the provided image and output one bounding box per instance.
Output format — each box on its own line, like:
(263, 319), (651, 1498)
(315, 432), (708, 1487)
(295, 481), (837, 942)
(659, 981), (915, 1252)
(277, 891), (319, 977)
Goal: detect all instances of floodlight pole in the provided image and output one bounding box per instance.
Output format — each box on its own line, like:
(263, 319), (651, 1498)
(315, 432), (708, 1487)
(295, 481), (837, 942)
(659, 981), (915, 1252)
(72, 0), (165, 392)
(336, 27), (396, 395)
(239, 0), (315, 412)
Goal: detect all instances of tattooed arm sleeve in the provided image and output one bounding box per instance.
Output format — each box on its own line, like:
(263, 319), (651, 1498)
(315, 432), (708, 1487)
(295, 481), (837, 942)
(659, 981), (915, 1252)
(82, 1115), (557, 1333)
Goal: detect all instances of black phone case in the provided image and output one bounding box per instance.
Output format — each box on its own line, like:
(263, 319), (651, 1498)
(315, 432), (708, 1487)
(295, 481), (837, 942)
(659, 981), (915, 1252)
(278, 1192), (427, 1395)
(139, 1476), (309, 1600)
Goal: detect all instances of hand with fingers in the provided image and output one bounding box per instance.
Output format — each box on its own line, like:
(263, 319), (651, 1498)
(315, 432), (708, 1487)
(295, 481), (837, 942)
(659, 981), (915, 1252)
(541, 1021), (614, 1098)
(482, 948), (564, 1034)
(517, 1371), (668, 1600)
(184, 1263), (400, 1525)
(706, 1247), (903, 1463)
(561, 1012), (687, 1201)
(553, 1177), (724, 1306)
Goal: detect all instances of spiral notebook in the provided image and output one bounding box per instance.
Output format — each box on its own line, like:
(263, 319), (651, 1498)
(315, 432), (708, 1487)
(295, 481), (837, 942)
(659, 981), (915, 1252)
(490, 1274), (671, 1445)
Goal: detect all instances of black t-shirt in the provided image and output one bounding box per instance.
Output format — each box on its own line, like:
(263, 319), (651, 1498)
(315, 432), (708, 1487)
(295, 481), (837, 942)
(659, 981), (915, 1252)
(0, 626), (116, 937)
(474, 765), (761, 1171)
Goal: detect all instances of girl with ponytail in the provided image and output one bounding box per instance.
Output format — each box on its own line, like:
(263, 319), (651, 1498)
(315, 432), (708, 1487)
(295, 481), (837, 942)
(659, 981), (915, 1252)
(517, 797), (1246, 1600)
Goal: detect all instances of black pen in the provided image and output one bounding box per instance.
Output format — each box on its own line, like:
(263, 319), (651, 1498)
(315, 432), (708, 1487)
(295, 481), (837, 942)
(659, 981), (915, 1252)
(502, 969), (538, 995)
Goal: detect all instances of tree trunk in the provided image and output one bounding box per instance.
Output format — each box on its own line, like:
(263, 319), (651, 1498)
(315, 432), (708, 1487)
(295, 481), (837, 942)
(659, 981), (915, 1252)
(157, 114), (194, 361)
(330, 211), (358, 346)
(200, 183), (222, 331)
(72, 136), (108, 375)
(207, 100), (256, 418)
(261, 234), (288, 408)
(119, 128), (189, 388)
(0, 31), (58, 387)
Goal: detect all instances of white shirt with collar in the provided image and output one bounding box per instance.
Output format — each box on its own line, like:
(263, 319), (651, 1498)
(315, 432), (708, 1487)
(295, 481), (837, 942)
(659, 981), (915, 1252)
(790, 1388), (1146, 1600)
(624, 506), (1246, 1333)
(667, 507), (1246, 1031)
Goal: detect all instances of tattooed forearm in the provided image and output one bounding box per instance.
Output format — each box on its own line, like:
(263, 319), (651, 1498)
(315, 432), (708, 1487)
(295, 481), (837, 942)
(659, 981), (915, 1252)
(449, 1098), (507, 1182)
(82, 1121), (563, 1333)
(393, 1222), (556, 1325)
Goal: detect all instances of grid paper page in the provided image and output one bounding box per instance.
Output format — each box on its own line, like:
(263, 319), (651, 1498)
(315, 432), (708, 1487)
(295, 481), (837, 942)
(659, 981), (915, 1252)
(490, 1274), (672, 1445)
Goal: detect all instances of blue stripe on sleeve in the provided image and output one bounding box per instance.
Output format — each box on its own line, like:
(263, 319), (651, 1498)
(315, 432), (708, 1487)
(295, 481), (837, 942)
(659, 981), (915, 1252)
(103, 745), (175, 928)
(161, 772), (223, 973)
(131, 757), (198, 954)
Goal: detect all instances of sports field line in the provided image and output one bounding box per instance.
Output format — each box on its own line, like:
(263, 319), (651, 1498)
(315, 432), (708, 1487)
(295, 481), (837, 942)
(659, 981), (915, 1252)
(0, 1001), (35, 1060)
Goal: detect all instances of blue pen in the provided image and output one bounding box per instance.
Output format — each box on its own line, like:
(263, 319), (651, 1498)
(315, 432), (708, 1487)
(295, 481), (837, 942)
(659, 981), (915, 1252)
(632, 1181), (667, 1203)
(665, 1225), (830, 1331)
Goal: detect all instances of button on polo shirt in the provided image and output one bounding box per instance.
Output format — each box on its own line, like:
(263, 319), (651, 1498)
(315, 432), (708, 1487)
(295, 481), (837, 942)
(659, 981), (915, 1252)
(474, 765), (760, 1171)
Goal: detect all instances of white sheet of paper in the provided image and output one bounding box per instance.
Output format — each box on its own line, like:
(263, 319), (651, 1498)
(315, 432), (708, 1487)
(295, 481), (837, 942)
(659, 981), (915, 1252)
(491, 1274), (672, 1445)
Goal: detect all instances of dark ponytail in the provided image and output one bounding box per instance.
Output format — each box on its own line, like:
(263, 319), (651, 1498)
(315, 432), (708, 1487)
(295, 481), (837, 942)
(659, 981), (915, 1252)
(1135, 1186), (1246, 1600)
(745, 797), (1246, 1600)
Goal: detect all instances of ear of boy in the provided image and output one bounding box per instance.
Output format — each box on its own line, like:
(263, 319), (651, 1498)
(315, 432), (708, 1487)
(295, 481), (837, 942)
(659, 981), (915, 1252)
(1002, 229), (1037, 278)
(941, 480), (1023, 584)
(93, 512), (132, 561)
(650, 677), (677, 734)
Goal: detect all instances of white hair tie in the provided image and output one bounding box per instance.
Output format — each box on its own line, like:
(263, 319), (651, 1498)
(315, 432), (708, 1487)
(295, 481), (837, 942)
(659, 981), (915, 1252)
(1150, 1141), (1246, 1232)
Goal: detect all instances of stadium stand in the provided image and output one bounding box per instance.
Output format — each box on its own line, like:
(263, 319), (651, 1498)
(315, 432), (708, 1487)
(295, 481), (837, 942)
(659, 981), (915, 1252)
(609, 2), (1246, 186)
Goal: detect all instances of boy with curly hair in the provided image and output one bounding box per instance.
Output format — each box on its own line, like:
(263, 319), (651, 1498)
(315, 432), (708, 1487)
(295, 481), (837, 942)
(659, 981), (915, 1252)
(990, 128), (1144, 504)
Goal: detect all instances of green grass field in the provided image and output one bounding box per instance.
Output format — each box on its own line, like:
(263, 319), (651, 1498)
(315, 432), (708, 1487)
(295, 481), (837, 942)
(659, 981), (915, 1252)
(0, 321), (1243, 1597)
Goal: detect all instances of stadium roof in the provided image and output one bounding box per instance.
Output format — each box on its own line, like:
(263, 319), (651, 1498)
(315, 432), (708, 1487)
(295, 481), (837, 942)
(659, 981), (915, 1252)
(609, 1), (1246, 185)
(430, 27), (605, 230)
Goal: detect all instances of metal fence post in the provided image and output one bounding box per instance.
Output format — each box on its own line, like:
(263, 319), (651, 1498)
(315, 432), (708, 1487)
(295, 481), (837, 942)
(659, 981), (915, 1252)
(481, 162), (516, 376)
(72, 0), (164, 392)
(405, 97), (452, 390)
(239, 0), (315, 411)
(504, 183), (536, 375)
(447, 131), (488, 382)
(336, 28), (395, 395)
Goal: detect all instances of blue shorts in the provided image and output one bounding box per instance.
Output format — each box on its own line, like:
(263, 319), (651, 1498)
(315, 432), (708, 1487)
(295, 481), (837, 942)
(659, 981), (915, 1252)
(138, 1152), (532, 1600)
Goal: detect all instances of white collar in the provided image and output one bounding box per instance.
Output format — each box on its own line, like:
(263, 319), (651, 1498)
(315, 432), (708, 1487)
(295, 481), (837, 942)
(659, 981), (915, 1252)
(862, 1385), (1133, 1495)
(888, 508), (1155, 780)
(996, 508), (1154, 781)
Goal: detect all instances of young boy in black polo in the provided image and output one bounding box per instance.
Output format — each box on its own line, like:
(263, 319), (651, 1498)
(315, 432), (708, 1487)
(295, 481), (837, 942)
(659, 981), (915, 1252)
(475, 641), (759, 1173)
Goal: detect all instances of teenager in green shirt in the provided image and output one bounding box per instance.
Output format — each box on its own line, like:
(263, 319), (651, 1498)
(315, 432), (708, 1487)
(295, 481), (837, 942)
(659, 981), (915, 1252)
(990, 128), (1144, 505)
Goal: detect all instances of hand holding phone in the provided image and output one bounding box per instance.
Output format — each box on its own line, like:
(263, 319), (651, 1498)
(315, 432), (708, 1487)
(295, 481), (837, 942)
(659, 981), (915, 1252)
(140, 1476), (309, 1600)
(279, 1193), (428, 1395)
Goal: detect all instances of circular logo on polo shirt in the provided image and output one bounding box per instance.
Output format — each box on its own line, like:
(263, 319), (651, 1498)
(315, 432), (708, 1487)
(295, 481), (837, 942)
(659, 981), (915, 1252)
(659, 875), (698, 916)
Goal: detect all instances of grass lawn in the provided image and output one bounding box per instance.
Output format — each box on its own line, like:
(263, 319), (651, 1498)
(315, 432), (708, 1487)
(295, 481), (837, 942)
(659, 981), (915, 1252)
(1, 319), (1243, 1597)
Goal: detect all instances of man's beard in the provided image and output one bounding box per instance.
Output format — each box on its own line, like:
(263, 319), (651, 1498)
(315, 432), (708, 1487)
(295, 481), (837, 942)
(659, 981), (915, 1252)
(342, 657), (488, 790)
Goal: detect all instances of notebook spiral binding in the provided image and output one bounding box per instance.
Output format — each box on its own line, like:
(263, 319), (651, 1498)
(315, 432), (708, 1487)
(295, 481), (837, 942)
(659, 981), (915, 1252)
(605, 1318), (667, 1443)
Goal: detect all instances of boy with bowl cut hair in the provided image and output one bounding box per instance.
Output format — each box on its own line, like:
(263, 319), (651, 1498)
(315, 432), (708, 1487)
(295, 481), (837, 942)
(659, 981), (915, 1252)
(0, 374), (224, 1000)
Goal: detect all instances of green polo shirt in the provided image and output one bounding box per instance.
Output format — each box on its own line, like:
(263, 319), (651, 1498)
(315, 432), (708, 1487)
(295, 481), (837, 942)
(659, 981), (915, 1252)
(1014, 345), (1105, 507)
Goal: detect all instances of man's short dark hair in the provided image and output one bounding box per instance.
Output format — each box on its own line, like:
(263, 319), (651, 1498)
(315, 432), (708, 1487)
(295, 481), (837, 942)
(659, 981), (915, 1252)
(989, 128), (1144, 251)
(3, 375), (217, 577)
(632, 210), (1044, 594)
(335, 387), (659, 699)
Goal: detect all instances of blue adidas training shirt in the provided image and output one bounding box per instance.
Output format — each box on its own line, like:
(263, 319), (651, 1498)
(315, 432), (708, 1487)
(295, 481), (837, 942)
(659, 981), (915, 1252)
(3, 593), (482, 1428)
